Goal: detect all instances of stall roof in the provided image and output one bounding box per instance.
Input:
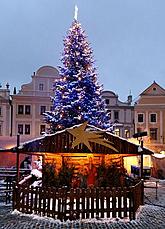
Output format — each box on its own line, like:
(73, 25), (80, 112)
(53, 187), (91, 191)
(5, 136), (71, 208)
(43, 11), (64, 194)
(8, 122), (154, 156)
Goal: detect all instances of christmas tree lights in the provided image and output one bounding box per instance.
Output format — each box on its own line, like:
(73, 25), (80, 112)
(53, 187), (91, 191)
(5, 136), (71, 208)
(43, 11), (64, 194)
(44, 16), (111, 132)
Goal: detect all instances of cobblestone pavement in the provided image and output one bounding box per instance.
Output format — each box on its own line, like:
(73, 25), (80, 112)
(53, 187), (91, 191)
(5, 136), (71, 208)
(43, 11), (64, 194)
(0, 180), (165, 229)
(0, 204), (165, 228)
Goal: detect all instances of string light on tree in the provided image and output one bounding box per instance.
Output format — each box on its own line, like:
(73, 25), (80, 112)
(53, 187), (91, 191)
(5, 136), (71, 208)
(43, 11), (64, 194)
(44, 7), (112, 132)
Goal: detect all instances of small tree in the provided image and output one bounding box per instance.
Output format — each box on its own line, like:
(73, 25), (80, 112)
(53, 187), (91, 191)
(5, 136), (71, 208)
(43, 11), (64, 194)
(42, 160), (75, 189)
(96, 163), (128, 187)
(58, 160), (75, 188)
(42, 162), (59, 187)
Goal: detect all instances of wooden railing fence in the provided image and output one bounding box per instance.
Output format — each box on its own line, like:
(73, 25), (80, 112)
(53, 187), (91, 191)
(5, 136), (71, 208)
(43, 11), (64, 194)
(13, 181), (143, 220)
(0, 168), (30, 204)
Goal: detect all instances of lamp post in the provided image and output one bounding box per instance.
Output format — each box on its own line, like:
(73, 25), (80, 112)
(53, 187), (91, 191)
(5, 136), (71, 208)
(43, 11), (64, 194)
(9, 96), (13, 137)
(133, 131), (147, 179)
(133, 131), (147, 205)
(16, 134), (20, 184)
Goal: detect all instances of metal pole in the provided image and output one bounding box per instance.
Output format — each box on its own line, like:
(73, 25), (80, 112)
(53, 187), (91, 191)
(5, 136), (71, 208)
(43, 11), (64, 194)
(16, 134), (20, 184)
(140, 139), (144, 205)
(9, 97), (13, 137)
(140, 139), (143, 179)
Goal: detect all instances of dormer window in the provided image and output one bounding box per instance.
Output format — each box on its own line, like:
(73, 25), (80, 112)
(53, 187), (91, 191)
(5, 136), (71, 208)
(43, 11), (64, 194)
(39, 83), (44, 91)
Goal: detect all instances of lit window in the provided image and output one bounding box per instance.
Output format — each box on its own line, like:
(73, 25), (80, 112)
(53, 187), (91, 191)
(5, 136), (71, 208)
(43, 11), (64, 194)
(150, 113), (156, 123)
(150, 128), (157, 140)
(25, 105), (31, 115)
(40, 106), (46, 115)
(125, 129), (130, 138)
(40, 125), (46, 135)
(138, 114), (144, 123)
(39, 83), (44, 91)
(25, 124), (30, 135)
(18, 105), (24, 114)
(18, 124), (23, 134)
(114, 128), (120, 136)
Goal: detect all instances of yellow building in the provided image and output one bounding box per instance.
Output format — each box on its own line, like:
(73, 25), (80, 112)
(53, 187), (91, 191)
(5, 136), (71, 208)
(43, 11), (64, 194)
(134, 81), (165, 153)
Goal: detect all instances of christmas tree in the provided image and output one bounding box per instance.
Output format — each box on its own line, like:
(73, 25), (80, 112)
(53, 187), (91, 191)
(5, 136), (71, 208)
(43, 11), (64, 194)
(44, 8), (111, 132)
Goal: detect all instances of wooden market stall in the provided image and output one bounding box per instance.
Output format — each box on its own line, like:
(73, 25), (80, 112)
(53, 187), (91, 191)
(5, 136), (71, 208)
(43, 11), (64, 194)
(1, 122), (154, 220)
(12, 122), (153, 174)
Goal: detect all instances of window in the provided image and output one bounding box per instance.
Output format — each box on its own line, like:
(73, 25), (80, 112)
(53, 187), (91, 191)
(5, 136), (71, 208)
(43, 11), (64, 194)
(138, 113), (144, 123)
(105, 99), (109, 105)
(18, 105), (24, 114)
(18, 124), (23, 134)
(150, 128), (157, 140)
(125, 129), (130, 138)
(114, 111), (119, 120)
(50, 106), (54, 111)
(25, 105), (31, 115)
(114, 128), (120, 136)
(40, 125), (46, 135)
(39, 83), (44, 91)
(0, 107), (1, 116)
(40, 106), (46, 115)
(25, 124), (30, 135)
(150, 113), (157, 123)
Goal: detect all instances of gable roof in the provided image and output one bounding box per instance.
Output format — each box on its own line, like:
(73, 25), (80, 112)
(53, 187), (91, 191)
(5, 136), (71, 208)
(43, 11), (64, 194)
(140, 81), (165, 96)
(10, 123), (153, 156)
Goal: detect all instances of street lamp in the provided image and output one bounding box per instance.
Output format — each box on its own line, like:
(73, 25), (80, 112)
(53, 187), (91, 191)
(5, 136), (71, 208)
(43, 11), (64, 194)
(133, 131), (147, 179)
(9, 95), (13, 137)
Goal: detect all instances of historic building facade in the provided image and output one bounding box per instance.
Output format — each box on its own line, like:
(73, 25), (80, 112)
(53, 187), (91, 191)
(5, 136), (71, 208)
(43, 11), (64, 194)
(102, 90), (134, 138)
(1, 66), (135, 140)
(10, 66), (60, 138)
(0, 84), (11, 136)
(134, 81), (165, 153)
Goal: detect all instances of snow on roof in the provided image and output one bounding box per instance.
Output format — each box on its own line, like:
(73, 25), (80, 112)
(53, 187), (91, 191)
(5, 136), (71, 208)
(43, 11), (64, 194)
(152, 153), (165, 159)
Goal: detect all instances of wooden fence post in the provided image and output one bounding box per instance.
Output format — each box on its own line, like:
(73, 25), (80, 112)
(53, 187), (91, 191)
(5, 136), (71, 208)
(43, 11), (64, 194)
(141, 179), (144, 205)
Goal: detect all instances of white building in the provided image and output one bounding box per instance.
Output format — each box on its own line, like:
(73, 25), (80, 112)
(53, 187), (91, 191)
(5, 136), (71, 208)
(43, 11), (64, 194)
(11, 66), (60, 138)
(0, 66), (134, 140)
(102, 90), (134, 138)
(0, 83), (11, 136)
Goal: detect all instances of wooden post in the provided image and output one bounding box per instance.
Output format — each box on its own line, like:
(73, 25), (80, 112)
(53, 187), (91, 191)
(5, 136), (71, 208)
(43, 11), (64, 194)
(140, 139), (143, 179)
(42, 154), (45, 187)
(16, 134), (20, 184)
(141, 179), (144, 205)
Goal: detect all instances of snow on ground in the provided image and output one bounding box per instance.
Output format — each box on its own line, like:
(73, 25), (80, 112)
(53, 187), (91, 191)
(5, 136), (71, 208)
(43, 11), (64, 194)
(0, 177), (165, 228)
(144, 178), (165, 207)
